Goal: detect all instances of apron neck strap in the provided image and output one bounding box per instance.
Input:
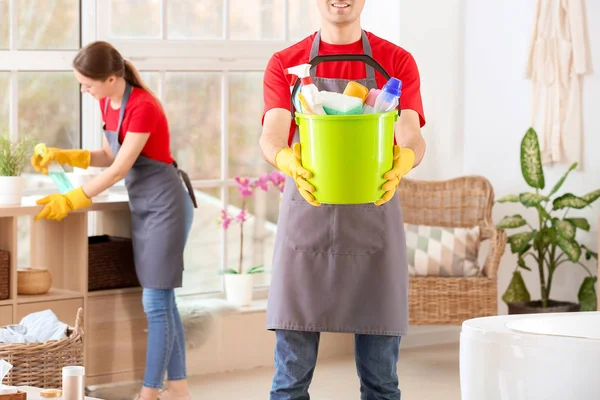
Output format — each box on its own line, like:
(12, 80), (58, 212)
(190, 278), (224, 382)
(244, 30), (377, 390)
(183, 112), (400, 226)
(103, 82), (133, 136)
(309, 30), (376, 81)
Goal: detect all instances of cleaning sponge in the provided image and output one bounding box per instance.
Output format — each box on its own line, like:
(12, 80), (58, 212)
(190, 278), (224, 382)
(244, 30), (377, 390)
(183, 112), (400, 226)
(319, 91), (363, 115)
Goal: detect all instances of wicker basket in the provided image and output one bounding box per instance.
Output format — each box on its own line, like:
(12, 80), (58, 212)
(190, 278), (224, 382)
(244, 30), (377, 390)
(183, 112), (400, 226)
(88, 235), (140, 291)
(398, 176), (508, 325)
(0, 249), (9, 300)
(0, 308), (84, 388)
(17, 268), (52, 295)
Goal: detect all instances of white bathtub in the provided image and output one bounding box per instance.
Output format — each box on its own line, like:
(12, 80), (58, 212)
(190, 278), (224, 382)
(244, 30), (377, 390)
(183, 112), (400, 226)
(460, 312), (600, 400)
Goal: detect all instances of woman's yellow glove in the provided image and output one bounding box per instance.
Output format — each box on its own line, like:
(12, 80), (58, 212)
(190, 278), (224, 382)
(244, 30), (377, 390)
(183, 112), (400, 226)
(31, 144), (91, 175)
(35, 187), (92, 221)
(275, 143), (320, 207)
(375, 146), (415, 206)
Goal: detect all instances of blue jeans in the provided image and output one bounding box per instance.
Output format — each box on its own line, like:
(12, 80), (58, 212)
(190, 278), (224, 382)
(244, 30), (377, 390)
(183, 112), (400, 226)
(270, 330), (402, 400)
(142, 192), (194, 388)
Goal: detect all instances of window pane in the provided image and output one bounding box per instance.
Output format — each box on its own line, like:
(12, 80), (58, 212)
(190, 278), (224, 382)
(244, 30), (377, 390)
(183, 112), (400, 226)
(17, 0), (79, 49)
(0, 73), (8, 134)
(164, 72), (221, 180)
(229, 0), (283, 40)
(18, 72), (80, 189)
(167, 0), (223, 40)
(110, 0), (161, 39)
(289, 0), (320, 41)
(179, 188), (224, 295)
(140, 71), (161, 99)
(228, 185), (280, 287)
(0, 0), (8, 49)
(228, 71), (273, 178)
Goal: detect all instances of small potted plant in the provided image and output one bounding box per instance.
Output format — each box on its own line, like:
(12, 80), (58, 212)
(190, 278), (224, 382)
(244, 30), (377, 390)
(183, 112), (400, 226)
(496, 128), (599, 314)
(0, 134), (35, 206)
(218, 171), (285, 306)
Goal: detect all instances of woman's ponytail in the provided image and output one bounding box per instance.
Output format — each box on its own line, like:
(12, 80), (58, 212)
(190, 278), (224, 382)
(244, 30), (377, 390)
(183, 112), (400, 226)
(73, 41), (163, 108)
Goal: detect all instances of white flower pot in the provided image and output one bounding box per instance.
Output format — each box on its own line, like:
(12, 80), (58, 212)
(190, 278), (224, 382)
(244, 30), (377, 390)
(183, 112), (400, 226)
(0, 176), (24, 206)
(225, 274), (254, 307)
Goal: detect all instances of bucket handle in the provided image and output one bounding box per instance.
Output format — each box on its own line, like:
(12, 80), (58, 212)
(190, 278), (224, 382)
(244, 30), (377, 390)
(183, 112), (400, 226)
(290, 54), (401, 119)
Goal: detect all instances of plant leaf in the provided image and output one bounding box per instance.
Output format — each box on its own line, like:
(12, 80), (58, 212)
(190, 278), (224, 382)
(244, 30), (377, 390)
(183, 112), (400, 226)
(502, 270), (531, 304)
(247, 265), (265, 274)
(565, 218), (590, 231)
(552, 193), (588, 210)
(517, 257), (532, 271)
(548, 162), (577, 197)
(553, 218), (576, 240)
(557, 236), (581, 262)
(536, 205), (552, 221)
(578, 277), (597, 312)
(520, 128), (545, 189)
(519, 243), (532, 256)
(217, 268), (239, 275)
(508, 232), (534, 253)
(496, 215), (527, 229)
(520, 193), (548, 207)
(582, 189), (600, 205)
(497, 195), (520, 203)
(582, 244), (598, 261)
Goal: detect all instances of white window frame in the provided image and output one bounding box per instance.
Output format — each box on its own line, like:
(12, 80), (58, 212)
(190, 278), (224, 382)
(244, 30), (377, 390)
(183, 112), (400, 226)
(2, 0), (310, 297)
(94, 1), (308, 297)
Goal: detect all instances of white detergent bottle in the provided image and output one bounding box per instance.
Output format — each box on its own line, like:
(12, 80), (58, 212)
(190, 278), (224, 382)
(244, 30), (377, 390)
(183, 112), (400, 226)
(287, 64), (326, 115)
(34, 143), (75, 194)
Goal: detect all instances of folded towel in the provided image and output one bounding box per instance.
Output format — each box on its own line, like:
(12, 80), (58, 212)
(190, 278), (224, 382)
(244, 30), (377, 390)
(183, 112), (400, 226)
(0, 310), (68, 344)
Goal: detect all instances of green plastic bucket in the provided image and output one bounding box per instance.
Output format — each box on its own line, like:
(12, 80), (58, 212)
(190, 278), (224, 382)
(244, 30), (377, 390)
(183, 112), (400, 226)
(291, 53), (400, 204)
(295, 111), (397, 204)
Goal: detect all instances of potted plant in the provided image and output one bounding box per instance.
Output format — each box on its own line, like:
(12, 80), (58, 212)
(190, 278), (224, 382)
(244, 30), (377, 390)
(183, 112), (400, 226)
(218, 171), (285, 306)
(0, 134), (35, 206)
(496, 128), (599, 314)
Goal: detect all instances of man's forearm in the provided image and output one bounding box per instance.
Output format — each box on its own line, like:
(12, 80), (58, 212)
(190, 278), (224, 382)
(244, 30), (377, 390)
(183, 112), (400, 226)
(398, 131), (426, 168)
(259, 132), (288, 168)
(394, 109), (426, 168)
(260, 108), (293, 168)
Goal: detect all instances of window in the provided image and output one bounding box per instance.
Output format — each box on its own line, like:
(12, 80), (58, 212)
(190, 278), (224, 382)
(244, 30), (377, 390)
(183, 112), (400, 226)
(0, 0), (82, 191)
(3, 0), (321, 296)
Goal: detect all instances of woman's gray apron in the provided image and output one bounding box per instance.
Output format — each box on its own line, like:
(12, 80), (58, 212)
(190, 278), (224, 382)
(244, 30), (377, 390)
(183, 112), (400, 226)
(103, 83), (197, 289)
(266, 30), (409, 336)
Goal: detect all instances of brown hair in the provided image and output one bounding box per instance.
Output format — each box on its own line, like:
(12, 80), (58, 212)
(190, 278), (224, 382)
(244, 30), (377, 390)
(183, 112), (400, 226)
(73, 41), (160, 103)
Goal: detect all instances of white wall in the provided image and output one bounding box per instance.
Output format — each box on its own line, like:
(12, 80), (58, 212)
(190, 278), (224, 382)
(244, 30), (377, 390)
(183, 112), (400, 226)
(463, 0), (600, 313)
(366, 0), (600, 314)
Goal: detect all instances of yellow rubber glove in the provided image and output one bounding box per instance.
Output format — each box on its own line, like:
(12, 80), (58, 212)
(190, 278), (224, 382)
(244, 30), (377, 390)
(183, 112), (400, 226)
(31, 144), (91, 175)
(35, 187), (92, 221)
(275, 143), (320, 207)
(374, 145), (415, 206)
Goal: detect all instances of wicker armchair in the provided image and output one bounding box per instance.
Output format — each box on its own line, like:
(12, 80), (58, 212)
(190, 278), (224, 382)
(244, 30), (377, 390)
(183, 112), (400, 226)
(398, 175), (508, 325)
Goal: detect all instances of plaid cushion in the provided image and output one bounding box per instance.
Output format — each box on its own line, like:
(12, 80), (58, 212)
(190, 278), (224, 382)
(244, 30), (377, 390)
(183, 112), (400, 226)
(404, 223), (482, 277)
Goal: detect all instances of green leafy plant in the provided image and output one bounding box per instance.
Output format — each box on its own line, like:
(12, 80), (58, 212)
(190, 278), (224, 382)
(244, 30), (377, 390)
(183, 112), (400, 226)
(0, 134), (35, 177)
(496, 128), (599, 310)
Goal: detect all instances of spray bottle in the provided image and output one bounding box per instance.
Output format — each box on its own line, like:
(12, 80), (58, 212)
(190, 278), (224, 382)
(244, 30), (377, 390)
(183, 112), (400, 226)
(34, 143), (74, 194)
(287, 64), (326, 115)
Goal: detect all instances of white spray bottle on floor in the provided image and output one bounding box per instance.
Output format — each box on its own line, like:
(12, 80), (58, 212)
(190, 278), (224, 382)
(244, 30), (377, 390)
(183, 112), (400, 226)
(287, 64), (326, 115)
(34, 143), (74, 194)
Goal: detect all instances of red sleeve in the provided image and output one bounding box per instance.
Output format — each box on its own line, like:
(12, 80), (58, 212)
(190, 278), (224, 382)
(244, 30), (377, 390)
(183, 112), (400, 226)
(98, 98), (106, 122)
(126, 101), (160, 133)
(397, 52), (426, 127)
(262, 53), (293, 122)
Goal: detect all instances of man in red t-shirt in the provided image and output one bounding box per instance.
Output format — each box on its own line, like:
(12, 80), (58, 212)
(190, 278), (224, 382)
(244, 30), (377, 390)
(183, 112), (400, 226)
(260, 1), (426, 399)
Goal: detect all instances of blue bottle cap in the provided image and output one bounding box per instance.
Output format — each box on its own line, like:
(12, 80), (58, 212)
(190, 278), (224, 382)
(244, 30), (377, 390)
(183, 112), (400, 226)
(383, 78), (402, 97)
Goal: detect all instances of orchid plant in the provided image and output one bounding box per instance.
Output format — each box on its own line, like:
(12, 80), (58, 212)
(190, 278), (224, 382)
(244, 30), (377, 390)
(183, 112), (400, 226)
(218, 171), (286, 275)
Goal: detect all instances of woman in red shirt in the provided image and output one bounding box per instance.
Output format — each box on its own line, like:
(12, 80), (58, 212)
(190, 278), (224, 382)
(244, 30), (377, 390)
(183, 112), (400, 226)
(31, 41), (196, 400)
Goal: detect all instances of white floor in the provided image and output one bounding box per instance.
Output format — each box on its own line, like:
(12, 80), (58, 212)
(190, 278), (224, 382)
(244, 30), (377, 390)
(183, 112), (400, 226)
(91, 343), (461, 399)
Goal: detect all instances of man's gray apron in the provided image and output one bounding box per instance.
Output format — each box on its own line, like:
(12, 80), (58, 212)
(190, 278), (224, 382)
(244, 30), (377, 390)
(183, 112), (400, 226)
(103, 83), (197, 289)
(266, 30), (409, 336)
